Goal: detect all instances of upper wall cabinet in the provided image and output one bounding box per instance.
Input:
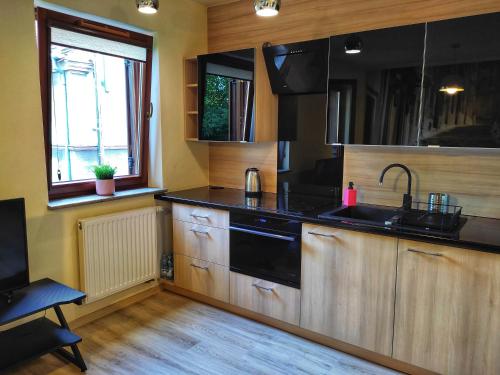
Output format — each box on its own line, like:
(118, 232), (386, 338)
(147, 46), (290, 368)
(328, 24), (425, 145)
(184, 48), (277, 143)
(327, 11), (500, 148)
(198, 49), (255, 142)
(421, 13), (500, 148)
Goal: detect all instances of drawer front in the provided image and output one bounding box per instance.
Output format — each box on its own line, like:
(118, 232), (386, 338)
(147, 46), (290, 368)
(173, 220), (229, 266)
(172, 203), (229, 229)
(174, 254), (229, 303)
(229, 272), (300, 325)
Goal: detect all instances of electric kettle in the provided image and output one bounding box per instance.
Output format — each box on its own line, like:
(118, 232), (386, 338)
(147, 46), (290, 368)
(245, 168), (262, 197)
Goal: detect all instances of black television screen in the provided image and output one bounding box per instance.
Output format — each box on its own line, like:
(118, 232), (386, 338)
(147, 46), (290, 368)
(0, 198), (29, 294)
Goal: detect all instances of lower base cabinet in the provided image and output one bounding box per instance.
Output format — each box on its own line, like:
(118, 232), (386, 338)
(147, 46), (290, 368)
(229, 272), (300, 325)
(170, 203), (500, 374)
(393, 240), (500, 375)
(174, 253), (229, 303)
(300, 224), (398, 356)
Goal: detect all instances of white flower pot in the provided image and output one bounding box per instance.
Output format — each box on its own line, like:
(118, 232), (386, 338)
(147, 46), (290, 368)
(95, 179), (115, 196)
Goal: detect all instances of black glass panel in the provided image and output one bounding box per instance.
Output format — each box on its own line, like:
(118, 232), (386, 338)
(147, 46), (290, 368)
(277, 93), (343, 197)
(422, 12), (500, 148)
(198, 49), (255, 142)
(229, 214), (302, 289)
(328, 24), (425, 145)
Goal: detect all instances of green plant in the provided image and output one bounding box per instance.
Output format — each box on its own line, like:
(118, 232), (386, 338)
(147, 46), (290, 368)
(91, 164), (117, 180)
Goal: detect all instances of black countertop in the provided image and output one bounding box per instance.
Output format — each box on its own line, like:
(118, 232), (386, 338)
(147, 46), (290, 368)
(156, 186), (500, 255)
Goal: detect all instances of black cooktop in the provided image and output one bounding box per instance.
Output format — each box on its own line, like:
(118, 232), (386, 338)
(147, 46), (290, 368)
(158, 186), (339, 217)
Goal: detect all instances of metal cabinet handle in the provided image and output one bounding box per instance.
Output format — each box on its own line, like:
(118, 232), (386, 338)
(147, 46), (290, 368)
(190, 263), (209, 270)
(252, 283), (275, 292)
(308, 231), (336, 238)
(190, 228), (209, 235)
(230, 226), (296, 242)
(407, 248), (443, 257)
(190, 213), (210, 219)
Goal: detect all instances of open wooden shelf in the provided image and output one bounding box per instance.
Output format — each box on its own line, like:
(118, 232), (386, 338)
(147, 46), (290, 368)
(184, 57), (199, 141)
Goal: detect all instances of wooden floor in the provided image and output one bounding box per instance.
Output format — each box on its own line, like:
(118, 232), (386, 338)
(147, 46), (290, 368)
(7, 291), (401, 375)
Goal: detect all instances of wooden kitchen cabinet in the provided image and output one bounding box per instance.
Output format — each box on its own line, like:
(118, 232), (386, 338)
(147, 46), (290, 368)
(172, 203), (229, 229)
(172, 203), (230, 302)
(173, 219), (229, 266)
(174, 253), (229, 303)
(300, 224), (398, 356)
(229, 272), (300, 325)
(393, 240), (500, 375)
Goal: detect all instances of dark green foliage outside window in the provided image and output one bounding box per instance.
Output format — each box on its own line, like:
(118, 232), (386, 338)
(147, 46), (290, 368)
(202, 74), (230, 140)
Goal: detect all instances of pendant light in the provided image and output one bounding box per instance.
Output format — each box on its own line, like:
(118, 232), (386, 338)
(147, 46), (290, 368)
(439, 43), (464, 95)
(344, 35), (363, 54)
(439, 74), (465, 95)
(254, 0), (280, 17)
(136, 0), (159, 14)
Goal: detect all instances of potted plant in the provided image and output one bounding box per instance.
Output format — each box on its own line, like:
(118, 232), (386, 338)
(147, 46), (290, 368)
(91, 164), (117, 196)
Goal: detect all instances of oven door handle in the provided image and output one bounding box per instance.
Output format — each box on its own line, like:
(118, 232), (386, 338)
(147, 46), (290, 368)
(229, 226), (297, 242)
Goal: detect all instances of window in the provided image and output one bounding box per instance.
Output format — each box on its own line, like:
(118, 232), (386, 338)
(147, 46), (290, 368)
(36, 8), (153, 199)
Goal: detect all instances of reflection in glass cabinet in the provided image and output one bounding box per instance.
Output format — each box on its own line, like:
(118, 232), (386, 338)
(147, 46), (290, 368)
(422, 12), (500, 148)
(327, 24), (425, 145)
(198, 49), (255, 142)
(327, 11), (500, 148)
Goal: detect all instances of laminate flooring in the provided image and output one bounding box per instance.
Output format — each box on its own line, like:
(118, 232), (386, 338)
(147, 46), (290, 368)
(5, 291), (401, 375)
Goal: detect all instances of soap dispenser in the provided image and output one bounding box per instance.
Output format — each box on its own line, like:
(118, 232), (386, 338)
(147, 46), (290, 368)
(343, 181), (357, 207)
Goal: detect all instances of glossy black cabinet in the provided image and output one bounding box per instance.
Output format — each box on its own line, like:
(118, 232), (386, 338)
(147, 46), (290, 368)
(198, 49), (255, 142)
(328, 24), (425, 145)
(421, 13), (500, 148)
(326, 11), (500, 148)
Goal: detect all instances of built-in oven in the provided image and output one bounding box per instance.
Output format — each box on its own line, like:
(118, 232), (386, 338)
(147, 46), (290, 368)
(229, 212), (301, 289)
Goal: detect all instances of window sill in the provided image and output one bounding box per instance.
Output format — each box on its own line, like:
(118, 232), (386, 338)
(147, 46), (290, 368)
(47, 187), (167, 210)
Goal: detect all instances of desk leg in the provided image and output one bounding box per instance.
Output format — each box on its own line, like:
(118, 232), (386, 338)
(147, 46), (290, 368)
(53, 305), (88, 372)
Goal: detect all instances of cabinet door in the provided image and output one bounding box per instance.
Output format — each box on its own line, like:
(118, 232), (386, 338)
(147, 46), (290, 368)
(174, 254), (229, 303)
(300, 224), (398, 356)
(229, 272), (300, 325)
(172, 203), (229, 229)
(394, 240), (500, 375)
(328, 23), (425, 145)
(173, 220), (229, 266)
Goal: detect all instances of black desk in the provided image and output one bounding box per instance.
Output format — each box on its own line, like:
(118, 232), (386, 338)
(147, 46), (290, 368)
(0, 278), (87, 372)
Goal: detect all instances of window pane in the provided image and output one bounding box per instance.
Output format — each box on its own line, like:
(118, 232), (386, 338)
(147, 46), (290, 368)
(50, 44), (144, 183)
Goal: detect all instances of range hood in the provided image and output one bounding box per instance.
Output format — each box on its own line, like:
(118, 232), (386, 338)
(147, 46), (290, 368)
(263, 38), (329, 95)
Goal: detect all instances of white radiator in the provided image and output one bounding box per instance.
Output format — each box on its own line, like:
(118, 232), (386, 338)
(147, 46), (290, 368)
(78, 207), (161, 303)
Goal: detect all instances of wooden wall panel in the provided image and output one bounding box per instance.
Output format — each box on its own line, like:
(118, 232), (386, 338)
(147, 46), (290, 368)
(254, 48), (278, 142)
(343, 146), (500, 218)
(207, 0), (500, 217)
(209, 142), (277, 192)
(208, 0), (500, 51)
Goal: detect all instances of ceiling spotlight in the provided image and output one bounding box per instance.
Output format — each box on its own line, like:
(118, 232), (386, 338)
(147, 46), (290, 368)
(136, 0), (159, 14)
(345, 35), (362, 54)
(254, 0), (280, 17)
(439, 74), (465, 95)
